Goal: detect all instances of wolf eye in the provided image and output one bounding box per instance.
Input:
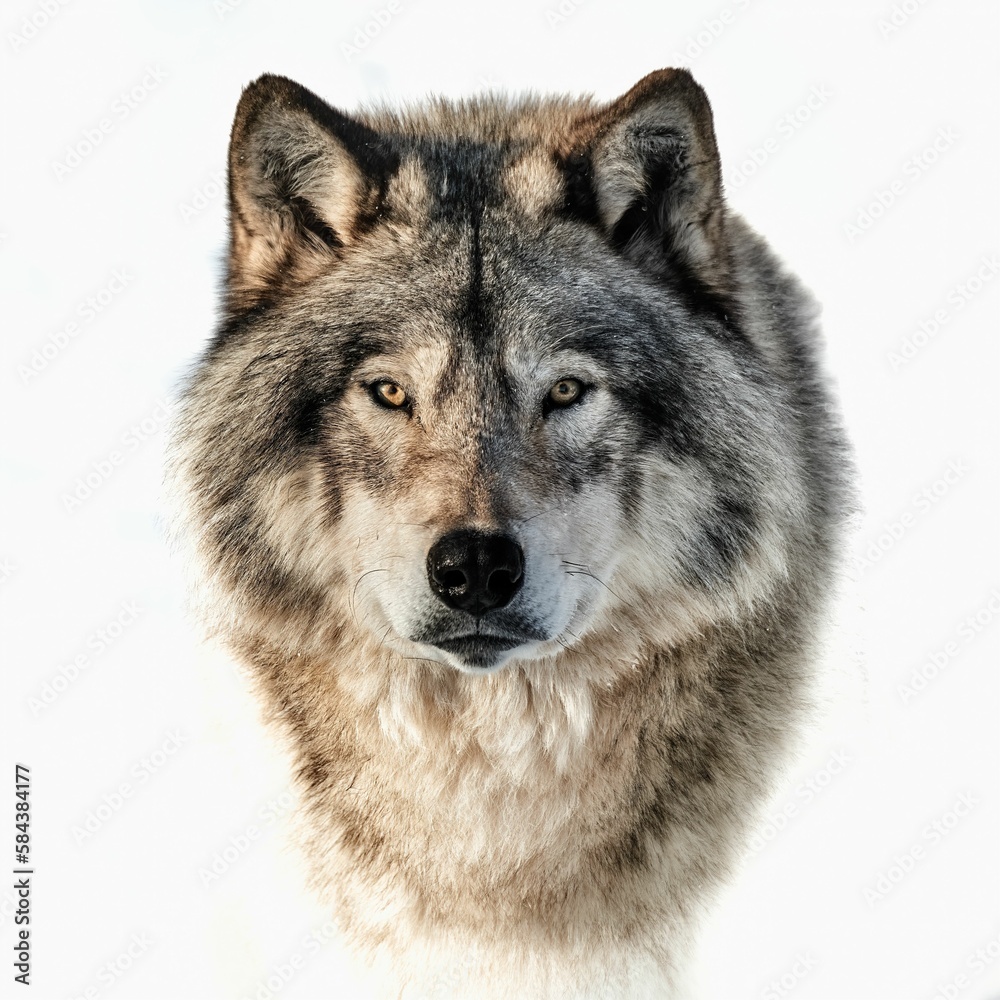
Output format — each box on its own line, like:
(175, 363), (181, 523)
(371, 381), (409, 410)
(546, 378), (584, 410)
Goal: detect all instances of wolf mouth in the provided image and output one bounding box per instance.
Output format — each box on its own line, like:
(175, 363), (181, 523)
(428, 633), (529, 669)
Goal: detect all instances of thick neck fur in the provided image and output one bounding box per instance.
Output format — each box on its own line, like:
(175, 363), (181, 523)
(235, 589), (810, 997)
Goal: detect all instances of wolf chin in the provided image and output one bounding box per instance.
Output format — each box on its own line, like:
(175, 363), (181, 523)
(170, 69), (852, 998)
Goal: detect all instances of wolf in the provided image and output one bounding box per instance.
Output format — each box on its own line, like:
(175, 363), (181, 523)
(170, 68), (852, 998)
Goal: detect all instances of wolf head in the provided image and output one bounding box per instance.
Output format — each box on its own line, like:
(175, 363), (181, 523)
(173, 70), (836, 677)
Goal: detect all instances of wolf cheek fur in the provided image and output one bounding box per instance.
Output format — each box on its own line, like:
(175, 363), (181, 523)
(170, 68), (852, 998)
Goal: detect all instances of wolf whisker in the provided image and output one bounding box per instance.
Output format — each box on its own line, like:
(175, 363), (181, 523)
(564, 569), (622, 603)
(521, 506), (558, 524)
(376, 623), (394, 651)
(351, 568), (389, 624)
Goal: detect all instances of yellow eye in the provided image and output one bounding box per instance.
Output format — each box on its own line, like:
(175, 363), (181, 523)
(372, 381), (409, 410)
(547, 378), (583, 408)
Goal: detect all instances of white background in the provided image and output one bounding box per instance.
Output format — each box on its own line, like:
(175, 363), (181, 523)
(2, 1), (998, 998)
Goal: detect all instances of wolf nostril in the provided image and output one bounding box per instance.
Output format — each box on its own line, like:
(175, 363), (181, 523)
(427, 531), (524, 616)
(488, 567), (519, 591)
(440, 569), (467, 590)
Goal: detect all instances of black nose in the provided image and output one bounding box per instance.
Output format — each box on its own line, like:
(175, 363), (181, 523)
(426, 531), (524, 615)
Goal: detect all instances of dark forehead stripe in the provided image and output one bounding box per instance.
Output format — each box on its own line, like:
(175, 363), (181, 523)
(407, 136), (511, 219)
(429, 219), (495, 406)
(461, 216), (500, 355)
(390, 137), (515, 358)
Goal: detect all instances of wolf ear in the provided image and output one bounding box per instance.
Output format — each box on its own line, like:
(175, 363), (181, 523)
(563, 69), (730, 300)
(226, 74), (394, 312)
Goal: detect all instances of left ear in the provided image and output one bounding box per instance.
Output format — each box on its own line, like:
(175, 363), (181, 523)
(225, 74), (396, 314)
(563, 69), (730, 300)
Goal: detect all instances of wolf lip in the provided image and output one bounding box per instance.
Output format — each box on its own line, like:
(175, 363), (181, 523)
(429, 634), (524, 668)
(432, 634), (522, 654)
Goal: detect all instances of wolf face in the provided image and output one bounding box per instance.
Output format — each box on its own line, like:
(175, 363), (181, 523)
(172, 69), (851, 997)
(174, 71), (830, 681)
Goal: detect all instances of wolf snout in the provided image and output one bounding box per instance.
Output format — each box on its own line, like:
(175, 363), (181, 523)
(426, 530), (524, 616)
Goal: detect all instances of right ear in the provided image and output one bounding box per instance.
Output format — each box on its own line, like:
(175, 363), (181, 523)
(560, 69), (731, 307)
(226, 74), (396, 312)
